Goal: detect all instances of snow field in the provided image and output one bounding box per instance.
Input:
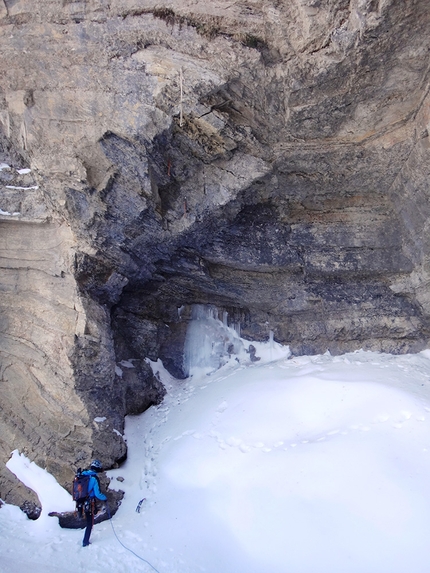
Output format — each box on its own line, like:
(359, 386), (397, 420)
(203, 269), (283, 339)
(3, 346), (430, 572)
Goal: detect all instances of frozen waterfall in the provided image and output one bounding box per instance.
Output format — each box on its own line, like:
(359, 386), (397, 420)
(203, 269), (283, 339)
(183, 305), (245, 376)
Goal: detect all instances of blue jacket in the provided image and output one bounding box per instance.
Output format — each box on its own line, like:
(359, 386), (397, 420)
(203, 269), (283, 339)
(82, 470), (107, 501)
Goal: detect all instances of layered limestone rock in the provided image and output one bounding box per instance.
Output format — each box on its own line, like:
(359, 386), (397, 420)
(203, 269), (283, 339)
(0, 0), (430, 508)
(0, 207), (93, 504)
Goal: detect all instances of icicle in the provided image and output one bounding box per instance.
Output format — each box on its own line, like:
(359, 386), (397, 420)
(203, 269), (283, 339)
(234, 322), (241, 337)
(179, 67), (184, 127)
(269, 330), (274, 347)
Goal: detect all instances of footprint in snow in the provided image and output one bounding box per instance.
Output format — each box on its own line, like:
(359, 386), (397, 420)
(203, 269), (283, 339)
(240, 444), (251, 453)
(173, 429), (196, 440)
(217, 401), (228, 413)
(374, 413), (390, 423)
(226, 437), (242, 447)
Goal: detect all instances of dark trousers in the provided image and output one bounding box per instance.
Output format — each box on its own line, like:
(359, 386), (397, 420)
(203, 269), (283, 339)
(82, 501), (94, 546)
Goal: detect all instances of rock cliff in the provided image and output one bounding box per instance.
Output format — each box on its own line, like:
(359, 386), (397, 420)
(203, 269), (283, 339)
(1, 0), (429, 509)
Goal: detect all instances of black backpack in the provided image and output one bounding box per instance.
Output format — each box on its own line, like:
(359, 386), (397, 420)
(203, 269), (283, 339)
(73, 469), (91, 515)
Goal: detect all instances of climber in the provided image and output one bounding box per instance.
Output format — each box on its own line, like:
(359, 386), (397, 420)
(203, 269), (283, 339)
(81, 459), (108, 547)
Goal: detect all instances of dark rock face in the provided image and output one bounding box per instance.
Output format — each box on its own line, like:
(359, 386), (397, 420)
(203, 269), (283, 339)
(0, 0), (430, 509)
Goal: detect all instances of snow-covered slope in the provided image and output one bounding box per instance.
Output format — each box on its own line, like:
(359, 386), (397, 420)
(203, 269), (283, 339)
(3, 344), (430, 573)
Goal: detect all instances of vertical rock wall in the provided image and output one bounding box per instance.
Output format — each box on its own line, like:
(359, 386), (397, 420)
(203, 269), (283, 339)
(0, 215), (94, 503)
(389, 91), (430, 312)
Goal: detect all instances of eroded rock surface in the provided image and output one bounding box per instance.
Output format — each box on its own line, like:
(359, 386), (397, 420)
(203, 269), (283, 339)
(0, 0), (430, 508)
